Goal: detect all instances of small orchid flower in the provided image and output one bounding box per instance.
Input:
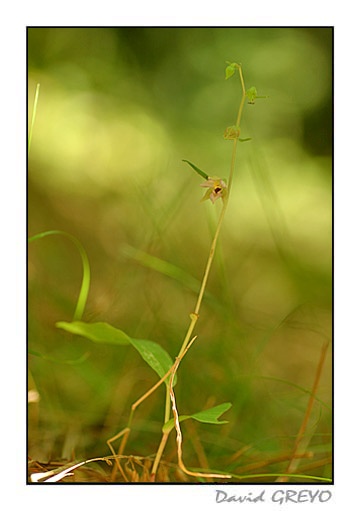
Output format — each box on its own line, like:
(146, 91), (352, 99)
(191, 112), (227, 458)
(200, 176), (228, 204)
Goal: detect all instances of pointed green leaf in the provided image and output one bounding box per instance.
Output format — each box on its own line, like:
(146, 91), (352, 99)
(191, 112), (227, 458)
(191, 402), (232, 423)
(56, 321), (176, 385)
(182, 159), (209, 180)
(56, 321), (131, 345)
(129, 338), (176, 385)
(163, 402), (232, 433)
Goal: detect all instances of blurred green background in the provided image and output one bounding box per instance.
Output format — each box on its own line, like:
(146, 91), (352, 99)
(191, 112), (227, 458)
(28, 27), (332, 481)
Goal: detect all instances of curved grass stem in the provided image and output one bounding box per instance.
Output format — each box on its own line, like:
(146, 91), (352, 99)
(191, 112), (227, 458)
(28, 83), (40, 156)
(28, 230), (90, 321)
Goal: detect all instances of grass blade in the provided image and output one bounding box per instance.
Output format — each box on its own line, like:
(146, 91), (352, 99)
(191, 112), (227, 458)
(28, 230), (90, 321)
(28, 83), (40, 156)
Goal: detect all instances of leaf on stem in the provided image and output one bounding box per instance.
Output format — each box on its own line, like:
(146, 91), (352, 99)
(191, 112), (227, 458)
(191, 402), (232, 423)
(56, 321), (176, 385)
(130, 338), (177, 385)
(162, 402), (232, 433)
(182, 159), (209, 180)
(56, 321), (131, 345)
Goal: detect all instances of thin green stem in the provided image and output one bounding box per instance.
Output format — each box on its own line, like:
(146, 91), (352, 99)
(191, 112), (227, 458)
(152, 64), (247, 479)
(228, 65), (246, 194)
(236, 66), (246, 127)
(178, 64), (246, 357)
(164, 383), (171, 423)
(150, 431), (170, 479)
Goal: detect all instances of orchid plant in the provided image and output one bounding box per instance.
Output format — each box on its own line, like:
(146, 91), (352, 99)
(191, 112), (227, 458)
(29, 62), (267, 482)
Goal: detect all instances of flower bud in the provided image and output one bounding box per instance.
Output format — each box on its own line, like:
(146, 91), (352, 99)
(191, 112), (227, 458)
(223, 125), (241, 140)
